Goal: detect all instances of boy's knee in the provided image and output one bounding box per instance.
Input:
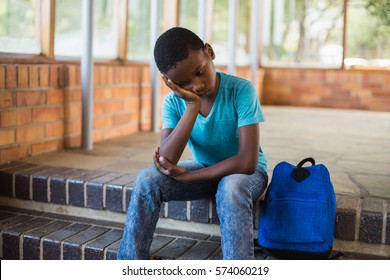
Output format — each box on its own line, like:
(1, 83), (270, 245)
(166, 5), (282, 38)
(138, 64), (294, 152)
(135, 166), (161, 185)
(216, 174), (251, 207)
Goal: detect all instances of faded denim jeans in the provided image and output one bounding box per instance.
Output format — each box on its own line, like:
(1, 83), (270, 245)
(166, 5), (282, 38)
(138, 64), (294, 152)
(117, 160), (268, 260)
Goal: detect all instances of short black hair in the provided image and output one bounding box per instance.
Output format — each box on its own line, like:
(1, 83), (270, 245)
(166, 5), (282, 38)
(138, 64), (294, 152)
(154, 27), (205, 74)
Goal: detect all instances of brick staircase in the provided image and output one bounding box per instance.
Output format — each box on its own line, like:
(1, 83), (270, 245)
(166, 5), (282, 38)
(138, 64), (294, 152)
(0, 160), (389, 260)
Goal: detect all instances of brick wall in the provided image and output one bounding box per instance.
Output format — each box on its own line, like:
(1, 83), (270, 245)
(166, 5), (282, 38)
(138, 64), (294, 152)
(262, 68), (390, 111)
(0, 63), (151, 164)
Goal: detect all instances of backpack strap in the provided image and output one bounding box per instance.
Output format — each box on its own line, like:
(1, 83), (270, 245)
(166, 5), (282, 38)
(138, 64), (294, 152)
(291, 157), (315, 183)
(297, 157), (315, 167)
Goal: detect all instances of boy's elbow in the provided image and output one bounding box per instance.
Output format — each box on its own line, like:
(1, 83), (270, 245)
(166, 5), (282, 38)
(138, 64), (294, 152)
(241, 161), (257, 174)
(245, 166), (257, 174)
(236, 153), (258, 174)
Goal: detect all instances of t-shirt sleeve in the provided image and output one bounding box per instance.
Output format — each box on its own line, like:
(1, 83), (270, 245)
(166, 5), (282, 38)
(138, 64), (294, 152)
(161, 93), (181, 129)
(236, 82), (265, 127)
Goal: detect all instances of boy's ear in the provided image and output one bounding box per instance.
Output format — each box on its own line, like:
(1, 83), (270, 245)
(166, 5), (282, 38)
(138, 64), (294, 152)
(204, 43), (216, 60)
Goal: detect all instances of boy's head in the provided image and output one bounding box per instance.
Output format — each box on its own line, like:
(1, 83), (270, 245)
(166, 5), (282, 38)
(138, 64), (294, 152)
(154, 27), (205, 74)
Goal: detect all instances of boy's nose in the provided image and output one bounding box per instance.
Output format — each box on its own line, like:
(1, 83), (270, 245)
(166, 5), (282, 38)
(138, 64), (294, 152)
(191, 81), (205, 94)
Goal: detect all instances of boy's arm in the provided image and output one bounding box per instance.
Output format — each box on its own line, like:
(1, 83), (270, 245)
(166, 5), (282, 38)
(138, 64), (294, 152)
(155, 123), (260, 183)
(158, 76), (200, 165)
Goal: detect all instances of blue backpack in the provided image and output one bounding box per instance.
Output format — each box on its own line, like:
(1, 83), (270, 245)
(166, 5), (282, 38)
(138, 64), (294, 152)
(258, 158), (336, 259)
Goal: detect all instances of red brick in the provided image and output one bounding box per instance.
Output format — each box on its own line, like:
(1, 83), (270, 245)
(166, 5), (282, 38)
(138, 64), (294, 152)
(67, 65), (78, 86)
(64, 120), (81, 135)
(113, 67), (124, 83)
(16, 108), (32, 126)
(123, 99), (139, 111)
(32, 106), (64, 122)
(75, 66), (82, 85)
(94, 115), (113, 129)
(106, 66), (114, 84)
(94, 102), (106, 114)
(93, 130), (103, 142)
(31, 139), (63, 156)
(0, 128), (15, 146)
(106, 100), (124, 113)
(29, 65), (40, 88)
(16, 91), (46, 107)
(32, 107), (64, 123)
(17, 65), (29, 88)
(64, 136), (81, 148)
(39, 65), (49, 87)
(0, 65), (5, 88)
(50, 65), (59, 87)
(6, 65), (17, 88)
(47, 89), (65, 104)
(113, 87), (130, 99)
(0, 145), (29, 164)
(372, 90), (390, 97)
(96, 66), (107, 85)
(58, 65), (66, 87)
(0, 109), (29, 127)
(142, 67), (151, 82)
(16, 125), (45, 143)
(113, 113), (132, 125)
(128, 85), (140, 97)
(65, 89), (82, 103)
(45, 122), (65, 137)
(95, 88), (112, 100)
(125, 66), (141, 84)
(0, 110), (16, 127)
(94, 66), (100, 85)
(64, 103), (81, 120)
(0, 92), (14, 108)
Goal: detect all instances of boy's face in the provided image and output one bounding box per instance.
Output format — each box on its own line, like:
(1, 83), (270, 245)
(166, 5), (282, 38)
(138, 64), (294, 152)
(164, 43), (218, 98)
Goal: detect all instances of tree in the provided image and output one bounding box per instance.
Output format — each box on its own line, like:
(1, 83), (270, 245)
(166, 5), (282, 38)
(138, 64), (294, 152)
(365, 0), (390, 26)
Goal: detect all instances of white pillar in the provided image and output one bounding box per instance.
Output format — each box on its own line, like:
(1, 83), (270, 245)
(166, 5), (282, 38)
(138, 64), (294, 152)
(250, 0), (260, 86)
(228, 0), (238, 74)
(198, 0), (207, 41)
(273, 0), (285, 46)
(81, 0), (94, 150)
(262, 0), (272, 47)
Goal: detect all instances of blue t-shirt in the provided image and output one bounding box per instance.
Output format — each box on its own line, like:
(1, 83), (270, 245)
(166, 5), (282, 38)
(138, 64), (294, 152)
(162, 72), (267, 171)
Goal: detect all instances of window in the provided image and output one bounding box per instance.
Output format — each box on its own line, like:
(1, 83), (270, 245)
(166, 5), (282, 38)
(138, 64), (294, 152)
(127, 0), (152, 61)
(179, 0), (198, 32)
(211, 0), (229, 65)
(55, 0), (118, 59)
(345, 0), (390, 69)
(261, 0), (344, 68)
(0, 0), (41, 54)
(236, 0), (251, 66)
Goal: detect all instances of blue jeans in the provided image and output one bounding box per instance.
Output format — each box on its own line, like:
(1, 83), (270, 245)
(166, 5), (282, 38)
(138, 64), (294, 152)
(117, 160), (268, 260)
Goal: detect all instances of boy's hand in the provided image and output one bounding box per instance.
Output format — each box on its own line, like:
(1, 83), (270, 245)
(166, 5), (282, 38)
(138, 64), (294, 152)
(153, 147), (187, 181)
(162, 75), (201, 105)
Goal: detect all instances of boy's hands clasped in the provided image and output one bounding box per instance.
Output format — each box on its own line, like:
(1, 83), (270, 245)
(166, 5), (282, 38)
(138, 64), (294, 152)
(153, 147), (188, 182)
(155, 76), (201, 182)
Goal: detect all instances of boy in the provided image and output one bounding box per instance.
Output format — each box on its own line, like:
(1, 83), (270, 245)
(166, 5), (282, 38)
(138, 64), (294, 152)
(117, 27), (267, 260)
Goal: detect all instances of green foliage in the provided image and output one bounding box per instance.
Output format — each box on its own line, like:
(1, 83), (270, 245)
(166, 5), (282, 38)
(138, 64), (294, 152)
(0, 0), (36, 38)
(365, 0), (390, 26)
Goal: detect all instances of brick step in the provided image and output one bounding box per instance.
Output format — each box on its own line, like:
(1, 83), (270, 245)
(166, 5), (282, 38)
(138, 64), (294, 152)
(0, 206), (227, 260)
(1, 161), (390, 258)
(2, 206), (390, 260)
